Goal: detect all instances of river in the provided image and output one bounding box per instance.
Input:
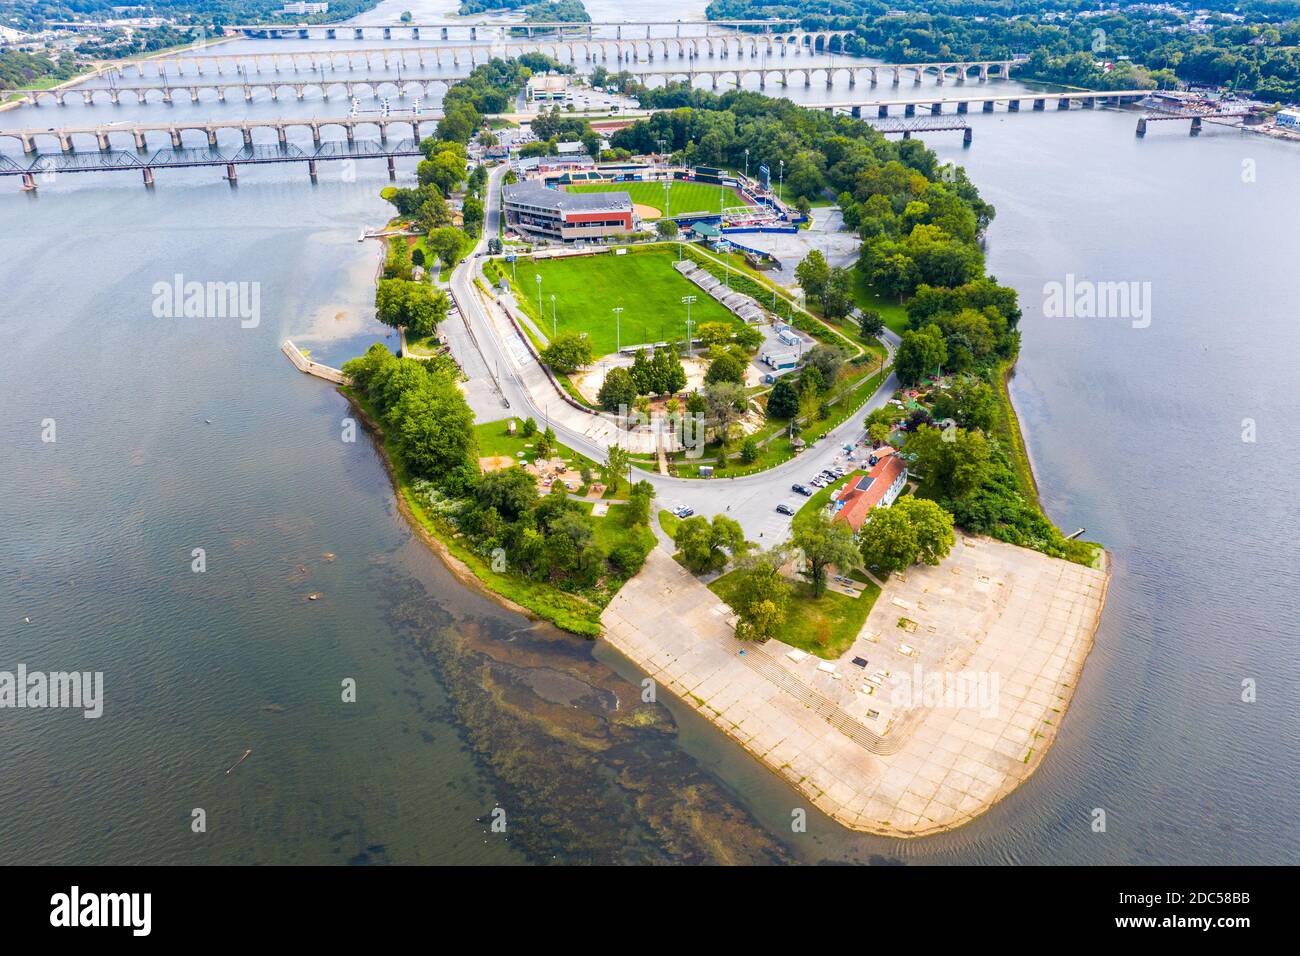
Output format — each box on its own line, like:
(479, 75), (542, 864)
(0, 1), (1295, 865)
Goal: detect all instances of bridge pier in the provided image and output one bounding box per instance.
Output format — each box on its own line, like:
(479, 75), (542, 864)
(309, 159), (318, 181)
(1008, 99), (1019, 111)
(190, 88), (200, 103)
(354, 28), (363, 39)
(957, 101), (967, 114)
(1058, 98), (1070, 109)
(243, 128), (253, 147)
(134, 130), (147, 149)
(383, 27), (391, 39)
(891, 68), (900, 85)
(931, 103), (942, 114)
(59, 132), (74, 153)
(902, 131), (911, 139)
(296, 87), (305, 100)
(170, 129), (182, 148)
(850, 106), (860, 118)
(82, 91), (93, 106)
(878, 105), (888, 118)
(1136, 117), (1147, 137)
(904, 103), (915, 117)
(312, 125), (321, 147)
(22, 172), (37, 191)
(111, 89), (120, 105)
(412, 27), (419, 39)
(277, 127), (287, 147)
(346, 125), (355, 144)
(217, 88), (225, 102)
(983, 100), (994, 112)
(162, 89), (172, 104)
(245, 86), (253, 101)
(1190, 116), (1202, 136)
(97, 132), (110, 151)
(226, 163), (237, 183)
(963, 127), (973, 146)
(327, 29), (335, 39)
(1033, 98), (1045, 110)
(388, 155), (396, 179)
(142, 167), (154, 187)
(441, 27), (448, 40)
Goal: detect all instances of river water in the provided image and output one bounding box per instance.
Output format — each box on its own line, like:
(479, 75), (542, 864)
(0, 1), (1295, 865)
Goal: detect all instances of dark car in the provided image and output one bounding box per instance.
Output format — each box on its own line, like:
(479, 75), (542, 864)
(776, 503), (795, 516)
(791, 484), (813, 496)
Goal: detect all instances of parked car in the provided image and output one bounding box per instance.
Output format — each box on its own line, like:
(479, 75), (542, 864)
(792, 484), (813, 496)
(776, 503), (795, 516)
(673, 506), (694, 518)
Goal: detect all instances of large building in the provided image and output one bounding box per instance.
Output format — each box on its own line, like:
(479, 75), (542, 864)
(502, 182), (636, 241)
(831, 453), (909, 534)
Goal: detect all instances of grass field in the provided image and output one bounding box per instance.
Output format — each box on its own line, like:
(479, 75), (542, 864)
(505, 247), (741, 356)
(710, 568), (881, 660)
(565, 180), (743, 219)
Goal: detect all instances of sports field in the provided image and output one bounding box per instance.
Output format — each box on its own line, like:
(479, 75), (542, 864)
(565, 180), (743, 219)
(506, 247), (742, 356)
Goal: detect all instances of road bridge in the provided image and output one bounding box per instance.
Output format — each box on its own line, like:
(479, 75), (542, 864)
(223, 19), (811, 42)
(819, 90), (1152, 118)
(15, 75), (470, 107)
(0, 112), (434, 154)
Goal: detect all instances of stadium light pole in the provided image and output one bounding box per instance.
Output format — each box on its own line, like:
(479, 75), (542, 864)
(744, 147), (749, 182)
(535, 273), (542, 324)
(682, 294), (696, 353)
(612, 306), (623, 354)
(550, 293), (557, 337)
(664, 179), (670, 219)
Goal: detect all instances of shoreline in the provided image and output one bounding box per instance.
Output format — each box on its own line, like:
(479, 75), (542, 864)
(338, 386), (549, 625)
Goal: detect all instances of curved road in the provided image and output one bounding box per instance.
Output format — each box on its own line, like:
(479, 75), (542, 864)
(447, 163), (901, 543)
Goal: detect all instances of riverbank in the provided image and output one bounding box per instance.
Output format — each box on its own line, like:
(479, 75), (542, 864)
(340, 386), (608, 636)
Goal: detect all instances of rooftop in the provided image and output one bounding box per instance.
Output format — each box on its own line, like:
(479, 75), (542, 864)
(503, 181), (632, 214)
(834, 454), (907, 532)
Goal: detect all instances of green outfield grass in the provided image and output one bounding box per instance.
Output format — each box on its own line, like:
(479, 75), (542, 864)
(505, 247), (742, 356)
(565, 180), (744, 219)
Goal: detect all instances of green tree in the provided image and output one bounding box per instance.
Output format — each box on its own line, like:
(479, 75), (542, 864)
(766, 378), (799, 420)
(859, 309), (885, 339)
(597, 367), (636, 412)
(704, 350), (747, 386)
(739, 436), (759, 464)
(824, 266), (855, 321)
(859, 496), (955, 572)
(728, 557), (791, 642)
(600, 444), (631, 494)
(673, 514), (748, 574)
(375, 279), (450, 338)
(905, 424), (992, 500)
(476, 466), (539, 522)
(540, 331), (593, 374)
(702, 381), (747, 443)
(795, 249), (830, 307)
(792, 513), (861, 597)
(894, 324), (948, 385)
(656, 218), (679, 239)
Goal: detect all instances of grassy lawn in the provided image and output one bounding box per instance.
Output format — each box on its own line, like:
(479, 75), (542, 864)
(474, 418), (599, 472)
(586, 502), (657, 557)
(852, 270), (910, 336)
(658, 509), (681, 539)
(710, 568), (881, 660)
(501, 246), (741, 356)
(565, 180), (743, 218)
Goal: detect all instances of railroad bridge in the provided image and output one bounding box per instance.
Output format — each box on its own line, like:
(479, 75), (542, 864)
(0, 113), (433, 154)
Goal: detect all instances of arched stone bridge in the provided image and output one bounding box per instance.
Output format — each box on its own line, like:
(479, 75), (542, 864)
(1, 113), (434, 154)
(15, 59), (1019, 108)
(107, 31), (856, 79)
(17, 75), (469, 107)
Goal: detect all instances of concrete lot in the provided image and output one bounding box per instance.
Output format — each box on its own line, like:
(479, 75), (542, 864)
(601, 537), (1108, 836)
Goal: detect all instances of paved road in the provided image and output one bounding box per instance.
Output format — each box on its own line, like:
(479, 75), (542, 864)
(446, 164), (902, 544)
